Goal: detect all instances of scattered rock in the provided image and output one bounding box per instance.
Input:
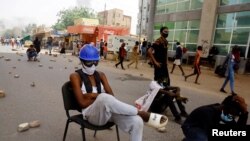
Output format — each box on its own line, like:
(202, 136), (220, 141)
(68, 59), (72, 62)
(140, 74), (143, 77)
(0, 56), (4, 59)
(20, 54), (23, 57)
(9, 72), (12, 74)
(29, 120), (40, 128)
(0, 90), (5, 98)
(13, 66), (16, 69)
(17, 59), (21, 61)
(64, 67), (67, 69)
(49, 66), (53, 69)
(50, 59), (56, 62)
(53, 54), (57, 57)
(17, 123), (30, 132)
(38, 64), (43, 67)
(31, 82), (35, 87)
(14, 74), (20, 78)
(4, 58), (11, 61)
(74, 67), (78, 69)
(45, 52), (48, 55)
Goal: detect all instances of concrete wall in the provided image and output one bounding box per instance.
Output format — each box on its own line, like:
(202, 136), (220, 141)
(197, 0), (218, 57)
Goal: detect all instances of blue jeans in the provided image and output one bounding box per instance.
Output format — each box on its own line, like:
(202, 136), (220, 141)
(221, 62), (235, 93)
(182, 126), (208, 141)
(27, 52), (37, 59)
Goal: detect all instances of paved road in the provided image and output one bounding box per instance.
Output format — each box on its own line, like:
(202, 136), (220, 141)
(0, 45), (249, 141)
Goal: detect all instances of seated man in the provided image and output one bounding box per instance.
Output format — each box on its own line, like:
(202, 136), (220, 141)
(70, 44), (168, 141)
(182, 95), (248, 141)
(26, 44), (37, 61)
(136, 77), (188, 124)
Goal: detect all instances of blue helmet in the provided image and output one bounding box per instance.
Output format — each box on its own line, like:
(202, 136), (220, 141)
(79, 44), (100, 61)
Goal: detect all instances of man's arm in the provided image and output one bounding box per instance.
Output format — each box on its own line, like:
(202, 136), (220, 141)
(70, 72), (98, 108)
(148, 45), (161, 68)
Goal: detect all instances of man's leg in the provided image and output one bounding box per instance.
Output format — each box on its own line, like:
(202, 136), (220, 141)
(82, 93), (138, 126)
(112, 114), (143, 141)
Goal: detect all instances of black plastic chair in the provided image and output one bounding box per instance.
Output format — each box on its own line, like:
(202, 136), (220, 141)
(62, 81), (120, 141)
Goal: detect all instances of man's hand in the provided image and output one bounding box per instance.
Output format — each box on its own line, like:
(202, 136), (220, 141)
(154, 61), (161, 68)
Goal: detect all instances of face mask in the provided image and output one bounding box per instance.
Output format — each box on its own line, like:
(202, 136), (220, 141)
(82, 63), (96, 75)
(162, 33), (168, 38)
(220, 110), (233, 122)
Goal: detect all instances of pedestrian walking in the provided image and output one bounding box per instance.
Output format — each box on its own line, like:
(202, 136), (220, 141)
(184, 46), (202, 84)
(33, 37), (41, 54)
(220, 45), (240, 95)
(115, 43), (126, 70)
(148, 26), (171, 86)
(141, 38), (147, 62)
(127, 41), (139, 69)
(170, 42), (185, 76)
(70, 44), (168, 141)
(47, 37), (53, 55)
(103, 42), (108, 60)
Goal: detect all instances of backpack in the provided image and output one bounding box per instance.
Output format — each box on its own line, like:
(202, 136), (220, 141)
(75, 69), (101, 93)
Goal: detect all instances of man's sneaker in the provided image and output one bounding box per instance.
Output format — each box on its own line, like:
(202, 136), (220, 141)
(232, 91), (237, 95)
(220, 88), (227, 93)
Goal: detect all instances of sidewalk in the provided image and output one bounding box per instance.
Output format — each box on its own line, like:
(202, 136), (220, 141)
(100, 58), (250, 102)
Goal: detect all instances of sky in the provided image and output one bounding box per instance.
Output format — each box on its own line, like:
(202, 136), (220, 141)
(0, 0), (139, 34)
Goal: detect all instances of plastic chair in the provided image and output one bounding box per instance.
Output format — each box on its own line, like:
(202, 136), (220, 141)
(62, 81), (120, 141)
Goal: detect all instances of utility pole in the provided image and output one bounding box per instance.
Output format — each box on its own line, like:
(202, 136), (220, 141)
(139, 0), (143, 43)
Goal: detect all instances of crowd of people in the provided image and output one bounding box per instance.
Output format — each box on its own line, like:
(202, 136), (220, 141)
(1, 27), (248, 141)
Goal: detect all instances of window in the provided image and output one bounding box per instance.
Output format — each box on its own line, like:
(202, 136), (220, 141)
(214, 29), (232, 44)
(177, 0), (190, 12)
(220, 0), (250, 5)
(190, 0), (203, 10)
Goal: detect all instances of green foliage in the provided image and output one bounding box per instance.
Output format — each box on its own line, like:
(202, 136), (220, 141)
(53, 7), (97, 30)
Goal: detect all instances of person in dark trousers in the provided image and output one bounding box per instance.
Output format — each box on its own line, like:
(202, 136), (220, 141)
(149, 76), (189, 124)
(33, 37), (41, 54)
(148, 26), (171, 86)
(115, 43), (127, 70)
(184, 46), (202, 84)
(182, 94), (248, 141)
(26, 44), (38, 61)
(99, 39), (104, 57)
(170, 42), (185, 76)
(141, 39), (147, 62)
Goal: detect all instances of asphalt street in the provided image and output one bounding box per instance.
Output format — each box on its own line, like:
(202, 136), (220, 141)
(0, 45), (249, 141)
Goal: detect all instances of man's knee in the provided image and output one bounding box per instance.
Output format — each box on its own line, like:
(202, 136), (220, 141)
(96, 93), (115, 105)
(131, 116), (143, 130)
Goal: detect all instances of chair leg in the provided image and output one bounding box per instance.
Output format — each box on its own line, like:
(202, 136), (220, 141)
(116, 125), (120, 141)
(81, 126), (86, 141)
(63, 120), (70, 141)
(93, 130), (97, 137)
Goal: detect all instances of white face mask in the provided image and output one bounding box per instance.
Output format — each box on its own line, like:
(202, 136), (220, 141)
(82, 64), (96, 75)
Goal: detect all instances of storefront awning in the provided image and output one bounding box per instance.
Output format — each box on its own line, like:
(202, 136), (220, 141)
(67, 25), (96, 34)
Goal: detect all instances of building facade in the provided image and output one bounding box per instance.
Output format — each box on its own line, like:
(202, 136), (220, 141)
(98, 8), (132, 31)
(146, 0), (250, 73)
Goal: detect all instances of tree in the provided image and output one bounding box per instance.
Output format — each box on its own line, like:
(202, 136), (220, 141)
(53, 7), (97, 30)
